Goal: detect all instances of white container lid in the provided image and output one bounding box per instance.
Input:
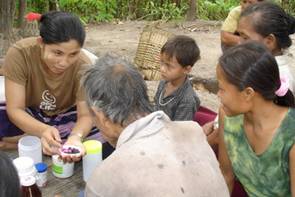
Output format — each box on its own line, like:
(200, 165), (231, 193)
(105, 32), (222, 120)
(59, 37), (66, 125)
(18, 136), (41, 151)
(13, 157), (37, 178)
(83, 140), (102, 154)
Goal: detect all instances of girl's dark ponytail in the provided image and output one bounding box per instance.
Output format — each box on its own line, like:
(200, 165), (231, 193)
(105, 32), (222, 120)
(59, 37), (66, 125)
(275, 90), (295, 107)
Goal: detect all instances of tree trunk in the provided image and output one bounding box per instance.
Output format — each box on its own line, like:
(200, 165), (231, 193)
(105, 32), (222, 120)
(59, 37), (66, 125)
(281, 0), (287, 7)
(116, 0), (122, 18)
(49, 0), (59, 11)
(17, 0), (26, 28)
(0, 0), (15, 34)
(186, 0), (196, 21)
(0, 0), (16, 57)
(196, 0), (198, 19)
(128, 0), (138, 20)
(173, 0), (181, 7)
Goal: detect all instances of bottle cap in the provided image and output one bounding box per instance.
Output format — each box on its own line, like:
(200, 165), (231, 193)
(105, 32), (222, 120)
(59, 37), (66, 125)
(83, 140), (102, 154)
(35, 162), (47, 173)
(21, 176), (36, 186)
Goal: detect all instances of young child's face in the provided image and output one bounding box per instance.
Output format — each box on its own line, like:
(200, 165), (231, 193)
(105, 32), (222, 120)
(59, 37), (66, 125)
(159, 53), (191, 82)
(241, 0), (260, 10)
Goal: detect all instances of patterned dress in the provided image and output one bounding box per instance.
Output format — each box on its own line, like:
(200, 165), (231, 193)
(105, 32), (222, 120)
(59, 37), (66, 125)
(224, 108), (295, 197)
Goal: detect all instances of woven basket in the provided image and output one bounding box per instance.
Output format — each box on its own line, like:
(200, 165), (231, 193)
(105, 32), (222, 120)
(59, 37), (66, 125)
(134, 24), (174, 80)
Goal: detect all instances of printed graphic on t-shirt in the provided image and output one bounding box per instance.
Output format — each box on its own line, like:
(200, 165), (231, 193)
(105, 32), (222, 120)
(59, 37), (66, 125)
(40, 90), (56, 111)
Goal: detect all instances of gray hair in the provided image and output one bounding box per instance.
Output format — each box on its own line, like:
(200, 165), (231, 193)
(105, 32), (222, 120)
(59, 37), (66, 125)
(82, 53), (153, 126)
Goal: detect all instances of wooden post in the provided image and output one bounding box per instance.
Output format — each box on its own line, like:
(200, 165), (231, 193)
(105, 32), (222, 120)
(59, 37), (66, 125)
(0, 0), (16, 57)
(186, 0), (197, 21)
(49, 0), (59, 11)
(17, 0), (26, 28)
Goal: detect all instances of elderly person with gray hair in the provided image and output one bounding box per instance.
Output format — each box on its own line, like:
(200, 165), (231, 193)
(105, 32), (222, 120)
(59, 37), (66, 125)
(83, 54), (229, 197)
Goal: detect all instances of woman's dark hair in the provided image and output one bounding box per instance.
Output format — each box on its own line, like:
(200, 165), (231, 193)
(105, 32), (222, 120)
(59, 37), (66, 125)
(40, 11), (85, 47)
(219, 41), (295, 107)
(241, 2), (295, 49)
(0, 152), (21, 197)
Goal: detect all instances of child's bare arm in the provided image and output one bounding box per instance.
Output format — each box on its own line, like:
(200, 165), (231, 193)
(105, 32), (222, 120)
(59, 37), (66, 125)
(221, 31), (241, 47)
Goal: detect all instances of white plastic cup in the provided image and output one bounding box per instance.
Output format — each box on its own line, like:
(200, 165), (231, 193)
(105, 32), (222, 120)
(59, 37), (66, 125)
(83, 140), (102, 182)
(13, 157), (37, 180)
(52, 155), (74, 178)
(18, 136), (42, 164)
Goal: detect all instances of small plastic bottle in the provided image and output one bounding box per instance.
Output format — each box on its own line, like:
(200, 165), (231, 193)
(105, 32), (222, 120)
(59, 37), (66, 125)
(21, 176), (42, 197)
(35, 162), (47, 187)
(83, 140), (102, 181)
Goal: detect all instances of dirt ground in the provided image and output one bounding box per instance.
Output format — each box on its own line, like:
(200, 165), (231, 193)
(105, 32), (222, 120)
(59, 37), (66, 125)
(84, 20), (295, 111)
(1, 20), (295, 110)
(84, 20), (222, 111)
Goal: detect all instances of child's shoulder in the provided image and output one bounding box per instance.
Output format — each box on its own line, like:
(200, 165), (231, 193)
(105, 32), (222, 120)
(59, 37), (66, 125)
(183, 83), (197, 98)
(182, 80), (200, 102)
(155, 80), (167, 92)
(222, 5), (242, 32)
(229, 5), (242, 14)
(225, 5), (242, 20)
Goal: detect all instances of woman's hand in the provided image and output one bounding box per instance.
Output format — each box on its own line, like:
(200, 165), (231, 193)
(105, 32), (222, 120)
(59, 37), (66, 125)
(202, 121), (219, 147)
(61, 134), (86, 163)
(41, 126), (62, 155)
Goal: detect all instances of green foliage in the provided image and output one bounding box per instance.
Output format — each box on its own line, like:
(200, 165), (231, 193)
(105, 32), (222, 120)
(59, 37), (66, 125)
(142, 1), (187, 20)
(27, 0), (240, 22)
(198, 0), (238, 20)
(23, 0), (295, 23)
(58, 0), (187, 21)
(27, 0), (49, 13)
(270, 0), (295, 15)
(282, 1), (295, 15)
(59, 0), (116, 23)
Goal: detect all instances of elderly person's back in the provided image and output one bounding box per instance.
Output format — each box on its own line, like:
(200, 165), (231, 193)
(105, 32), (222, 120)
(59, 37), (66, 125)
(83, 54), (229, 197)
